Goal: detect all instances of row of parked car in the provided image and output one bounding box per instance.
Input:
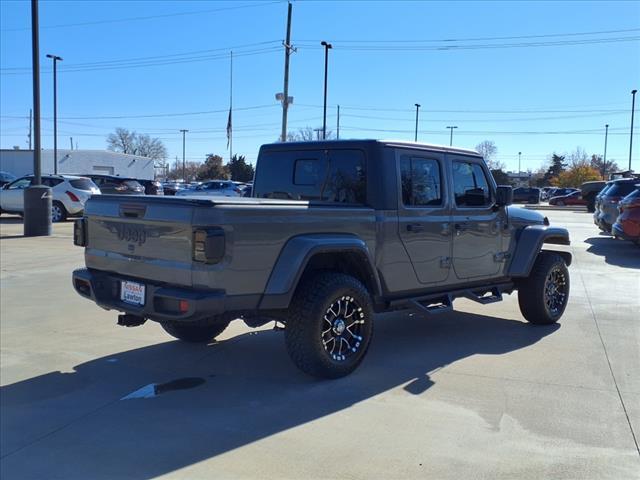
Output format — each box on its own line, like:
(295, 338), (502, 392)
(510, 186), (581, 205)
(0, 172), (253, 222)
(591, 178), (640, 244)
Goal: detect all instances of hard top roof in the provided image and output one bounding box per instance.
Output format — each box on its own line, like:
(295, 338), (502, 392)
(259, 139), (482, 157)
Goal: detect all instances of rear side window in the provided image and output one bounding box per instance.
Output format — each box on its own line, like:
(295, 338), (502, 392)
(256, 149), (366, 204)
(607, 182), (636, 197)
(69, 178), (97, 190)
(42, 177), (64, 187)
(400, 156), (442, 207)
(123, 180), (142, 188)
(452, 161), (492, 207)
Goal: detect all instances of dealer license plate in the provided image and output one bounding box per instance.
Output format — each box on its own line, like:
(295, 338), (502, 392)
(121, 281), (146, 306)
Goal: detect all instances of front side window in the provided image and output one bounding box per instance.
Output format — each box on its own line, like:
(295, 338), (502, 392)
(452, 161), (492, 207)
(7, 178), (32, 189)
(400, 156), (442, 207)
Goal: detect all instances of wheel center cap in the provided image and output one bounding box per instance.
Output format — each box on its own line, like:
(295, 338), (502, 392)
(333, 318), (346, 335)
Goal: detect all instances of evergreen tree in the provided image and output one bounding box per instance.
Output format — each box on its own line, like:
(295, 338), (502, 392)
(226, 155), (255, 182)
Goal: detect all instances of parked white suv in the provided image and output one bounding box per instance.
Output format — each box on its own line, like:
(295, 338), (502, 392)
(0, 174), (100, 222)
(175, 180), (242, 197)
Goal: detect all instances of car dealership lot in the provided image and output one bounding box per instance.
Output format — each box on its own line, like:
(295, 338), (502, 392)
(1, 211), (639, 479)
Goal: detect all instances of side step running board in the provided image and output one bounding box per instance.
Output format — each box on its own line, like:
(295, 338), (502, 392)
(462, 287), (503, 305)
(410, 295), (453, 315)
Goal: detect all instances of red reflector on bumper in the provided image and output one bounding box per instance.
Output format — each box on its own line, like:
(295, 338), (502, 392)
(179, 300), (189, 313)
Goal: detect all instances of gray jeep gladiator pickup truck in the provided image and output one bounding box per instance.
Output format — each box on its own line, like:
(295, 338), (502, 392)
(72, 140), (571, 378)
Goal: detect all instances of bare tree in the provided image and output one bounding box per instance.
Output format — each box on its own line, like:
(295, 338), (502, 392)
(107, 127), (137, 154)
(286, 127), (335, 142)
(106, 127), (167, 160)
(475, 140), (502, 170)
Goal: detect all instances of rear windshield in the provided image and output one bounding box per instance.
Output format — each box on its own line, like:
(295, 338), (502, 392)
(255, 149), (366, 204)
(69, 178), (97, 190)
(607, 182), (636, 198)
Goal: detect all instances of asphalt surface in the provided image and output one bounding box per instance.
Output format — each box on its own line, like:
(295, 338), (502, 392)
(1, 210), (639, 479)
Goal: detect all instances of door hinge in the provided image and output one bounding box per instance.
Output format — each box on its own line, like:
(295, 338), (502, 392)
(440, 256), (452, 268)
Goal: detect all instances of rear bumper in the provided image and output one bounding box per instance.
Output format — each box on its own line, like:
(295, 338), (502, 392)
(613, 222), (640, 242)
(72, 268), (230, 322)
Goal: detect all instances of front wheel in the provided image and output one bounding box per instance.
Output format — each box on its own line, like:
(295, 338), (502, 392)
(161, 319), (230, 343)
(556, 200), (565, 207)
(518, 252), (570, 325)
(285, 272), (374, 378)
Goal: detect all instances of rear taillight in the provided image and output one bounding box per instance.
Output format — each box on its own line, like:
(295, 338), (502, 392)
(74, 218), (87, 246)
(66, 191), (80, 202)
(193, 228), (225, 264)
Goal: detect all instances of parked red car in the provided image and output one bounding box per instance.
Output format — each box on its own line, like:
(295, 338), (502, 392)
(549, 190), (588, 206)
(612, 186), (640, 244)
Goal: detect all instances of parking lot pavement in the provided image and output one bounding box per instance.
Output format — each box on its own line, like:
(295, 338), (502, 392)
(1, 211), (639, 480)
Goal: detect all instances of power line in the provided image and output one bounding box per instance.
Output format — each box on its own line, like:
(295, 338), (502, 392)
(0, 46), (282, 75)
(297, 28), (640, 44)
(1, 1), (282, 32)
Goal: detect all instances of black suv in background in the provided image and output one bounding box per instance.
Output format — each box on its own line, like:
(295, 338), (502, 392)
(80, 174), (145, 195)
(136, 179), (164, 195)
(512, 187), (541, 204)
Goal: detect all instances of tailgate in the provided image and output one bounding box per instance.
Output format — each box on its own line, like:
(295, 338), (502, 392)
(84, 196), (206, 286)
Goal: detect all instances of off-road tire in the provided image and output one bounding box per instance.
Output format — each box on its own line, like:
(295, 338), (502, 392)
(52, 201), (67, 222)
(161, 319), (230, 343)
(518, 252), (570, 325)
(285, 272), (374, 379)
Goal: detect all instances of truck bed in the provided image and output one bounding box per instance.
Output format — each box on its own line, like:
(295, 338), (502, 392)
(82, 194), (377, 295)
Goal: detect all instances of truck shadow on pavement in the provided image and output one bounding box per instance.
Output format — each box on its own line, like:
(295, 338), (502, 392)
(1, 311), (559, 479)
(585, 237), (640, 268)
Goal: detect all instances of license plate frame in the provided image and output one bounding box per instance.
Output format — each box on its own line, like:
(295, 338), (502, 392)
(120, 280), (146, 306)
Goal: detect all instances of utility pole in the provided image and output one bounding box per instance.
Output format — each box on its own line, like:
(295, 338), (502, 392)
(180, 129), (188, 181)
(446, 126), (458, 146)
(280, 2), (293, 142)
(28, 109), (32, 149)
(228, 50), (233, 160)
(337, 105), (340, 140)
(414, 104), (420, 142)
(70, 137), (73, 150)
(603, 124), (609, 179)
(46, 54), (62, 174)
(321, 41), (332, 140)
(630, 89), (637, 172)
(314, 128), (323, 140)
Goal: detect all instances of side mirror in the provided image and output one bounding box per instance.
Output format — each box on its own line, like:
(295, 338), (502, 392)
(495, 185), (513, 207)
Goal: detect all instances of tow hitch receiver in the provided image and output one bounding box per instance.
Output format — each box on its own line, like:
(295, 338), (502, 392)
(117, 314), (147, 327)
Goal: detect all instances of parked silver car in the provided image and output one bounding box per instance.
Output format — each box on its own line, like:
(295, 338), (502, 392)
(0, 174), (100, 222)
(175, 180), (242, 197)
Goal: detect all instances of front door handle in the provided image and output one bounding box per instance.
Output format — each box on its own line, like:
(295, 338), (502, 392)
(406, 223), (424, 233)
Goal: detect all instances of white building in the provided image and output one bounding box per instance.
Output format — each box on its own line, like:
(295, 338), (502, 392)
(0, 148), (155, 179)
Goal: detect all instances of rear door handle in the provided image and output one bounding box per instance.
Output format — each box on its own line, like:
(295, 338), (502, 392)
(406, 223), (425, 233)
(454, 223), (469, 235)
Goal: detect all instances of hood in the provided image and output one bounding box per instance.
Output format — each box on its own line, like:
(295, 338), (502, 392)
(507, 205), (546, 226)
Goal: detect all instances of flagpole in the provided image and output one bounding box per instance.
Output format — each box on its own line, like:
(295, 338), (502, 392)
(229, 50), (233, 161)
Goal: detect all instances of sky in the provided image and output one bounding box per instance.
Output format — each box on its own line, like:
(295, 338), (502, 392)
(1, 0), (639, 173)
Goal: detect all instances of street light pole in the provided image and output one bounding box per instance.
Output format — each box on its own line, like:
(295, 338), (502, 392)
(46, 54), (62, 174)
(630, 89), (637, 172)
(446, 126), (458, 146)
(180, 129), (188, 181)
(603, 124), (609, 179)
(414, 104), (420, 142)
(518, 152), (522, 174)
(320, 41), (332, 140)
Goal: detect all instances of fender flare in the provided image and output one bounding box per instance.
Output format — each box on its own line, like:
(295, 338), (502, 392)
(259, 234), (381, 310)
(508, 225), (572, 278)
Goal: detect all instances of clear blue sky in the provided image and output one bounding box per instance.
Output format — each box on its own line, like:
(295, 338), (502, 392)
(1, 0), (639, 173)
